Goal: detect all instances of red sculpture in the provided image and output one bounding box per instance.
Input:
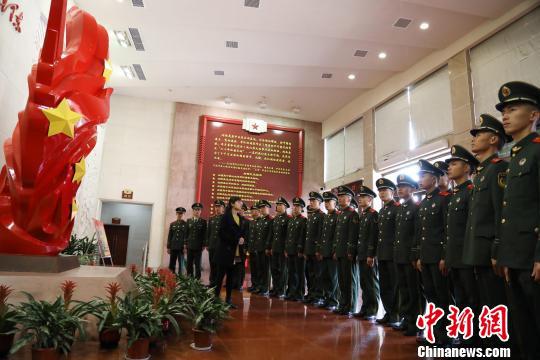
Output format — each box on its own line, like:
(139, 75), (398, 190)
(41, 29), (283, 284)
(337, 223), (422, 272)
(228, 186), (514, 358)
(0, 0), (113, 255)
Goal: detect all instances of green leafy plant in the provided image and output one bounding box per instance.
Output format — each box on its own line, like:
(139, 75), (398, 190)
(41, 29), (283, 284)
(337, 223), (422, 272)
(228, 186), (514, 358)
(62, 234), (98, 264)
(95, 283), (122, 332)
(0, 285), (16, 335)
(112, 291), (162, 347)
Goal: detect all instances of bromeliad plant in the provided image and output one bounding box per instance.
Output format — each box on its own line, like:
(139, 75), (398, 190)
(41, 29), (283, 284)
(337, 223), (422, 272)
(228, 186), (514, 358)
(0, 285), (16, 335)
(96, 283), (122, 332)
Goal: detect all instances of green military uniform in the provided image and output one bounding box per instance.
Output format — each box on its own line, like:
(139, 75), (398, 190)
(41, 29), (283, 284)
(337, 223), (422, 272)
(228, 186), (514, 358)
(304, 192), (325, 304)
(268, 197), (290, 297)
(463, 115), (509, 313)
(444, 146), (479, 339)
(393, 175), (421, 335)
(206, 200), (225, 288)
(375, 178), (400, 325)
(186, 203), (207, 280)
(495, 81), (540, 360)
(285, 197), (307, 301)
(355, 185), (380, 319)
(247, 204), (260, 292)
(416, 160), (450, 344)
(167, 207), (187, 274)
(316, 191), (340, 309)
(333, 186), (360, 316)
(254, 200), (273, 295)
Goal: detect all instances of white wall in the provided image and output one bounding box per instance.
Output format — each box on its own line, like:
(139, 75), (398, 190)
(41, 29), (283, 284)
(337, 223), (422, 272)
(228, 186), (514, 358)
(97, 95), (174, 268)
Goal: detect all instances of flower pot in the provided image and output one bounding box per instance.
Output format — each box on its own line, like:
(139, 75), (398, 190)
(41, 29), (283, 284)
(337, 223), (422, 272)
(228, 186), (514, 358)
(0, 333), (14, 357)
(126, 338), (150, 360)
(149, 337), (167, 354)
(99, 328), (121, 349)
(190, 328), (212, 351)
(31, 348), (60, 360)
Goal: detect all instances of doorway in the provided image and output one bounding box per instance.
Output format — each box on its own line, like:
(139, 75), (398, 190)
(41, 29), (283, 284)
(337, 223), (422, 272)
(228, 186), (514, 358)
(100, 201), (152, 267)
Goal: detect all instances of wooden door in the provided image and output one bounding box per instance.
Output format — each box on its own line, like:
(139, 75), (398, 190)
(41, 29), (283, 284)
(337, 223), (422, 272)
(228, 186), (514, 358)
(104, 224), (129, 266)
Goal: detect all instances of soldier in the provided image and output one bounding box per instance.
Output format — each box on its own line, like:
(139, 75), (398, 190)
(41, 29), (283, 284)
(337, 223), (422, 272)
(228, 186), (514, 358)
(434, 161), (450, 193)
(255, 200), (273, 296)
(394, 175), (421, 336)
(316, 191), (340, 310)
(415, 160), (450, 345)
(354, 185), (380, 321)
(374, 178), (400, 327)
(285, 197), (307, 301)
(304, 191), (325, 305)
(495, 81), (540, 360)
(268, 197), (290, 298)
(167, 207), (188, 274)
(444, 145), (479, 345)
(333, 186), (360, 317)
(206, 200), (225, 288)
(247, 204), (261, 292)
(186, 203), (207, 280)
(463, 114), (509, 327)
(235, 203), (250, 290)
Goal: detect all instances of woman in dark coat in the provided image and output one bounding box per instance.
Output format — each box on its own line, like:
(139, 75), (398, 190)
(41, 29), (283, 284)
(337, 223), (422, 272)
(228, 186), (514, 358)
(214, 196), (246, 308)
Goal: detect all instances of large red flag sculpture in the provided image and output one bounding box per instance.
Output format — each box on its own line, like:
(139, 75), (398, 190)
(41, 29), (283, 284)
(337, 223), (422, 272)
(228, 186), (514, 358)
(0, 0), (113, 256)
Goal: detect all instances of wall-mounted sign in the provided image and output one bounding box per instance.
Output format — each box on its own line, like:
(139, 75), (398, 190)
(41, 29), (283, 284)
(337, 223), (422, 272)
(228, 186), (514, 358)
(1, 0), (23, 33)
(122, 189), (133, 199)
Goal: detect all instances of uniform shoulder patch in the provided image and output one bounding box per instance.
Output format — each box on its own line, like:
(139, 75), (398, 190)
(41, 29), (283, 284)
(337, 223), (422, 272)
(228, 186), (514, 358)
(394, 201), (400, 206)
(467, 184), (474, 190)
(533, 136), (540, 143)
(369, 208), (376, 213)
(440, 191), (450, 197)
(491, 157), (502, 163)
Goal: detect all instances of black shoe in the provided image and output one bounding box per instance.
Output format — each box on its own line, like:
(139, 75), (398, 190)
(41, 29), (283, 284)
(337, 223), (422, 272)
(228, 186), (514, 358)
(376, 315), (389, 325)
(325, 305), (337, 311)
(259, 291), (270, 297)
(247, 286), (256, 292)
(355, 311), (366, 319)
(317, 301), (329, 308)
(392, 322), (407, 331)
(278, 294), (286, 299)
(332, 308), (343, 314)
(404, 329), (417, 337)
(302, 298), (312, 304)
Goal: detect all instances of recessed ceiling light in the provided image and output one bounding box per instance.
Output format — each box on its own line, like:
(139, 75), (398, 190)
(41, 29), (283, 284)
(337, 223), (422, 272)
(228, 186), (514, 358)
(420, 22), (430, 30)
(113, 30), (131, 48)
(322, 73), (333, 79)
(378, 52), (387, 59)
(214, 70), (225, 76)
(224, 96), (232, 105)
(348, 74), (356, 80)
(120, 65), (135, 79)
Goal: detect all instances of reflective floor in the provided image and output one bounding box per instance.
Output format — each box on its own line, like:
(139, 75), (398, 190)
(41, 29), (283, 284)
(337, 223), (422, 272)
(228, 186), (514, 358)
(10, 289), (422, 359)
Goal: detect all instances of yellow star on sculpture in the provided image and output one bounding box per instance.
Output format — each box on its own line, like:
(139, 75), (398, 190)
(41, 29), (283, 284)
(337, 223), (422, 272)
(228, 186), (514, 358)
(73, 157), (86, 183)
(103, 59), (113, 82)
(42, 99), (83, 138)
(71, 199), (78, 220)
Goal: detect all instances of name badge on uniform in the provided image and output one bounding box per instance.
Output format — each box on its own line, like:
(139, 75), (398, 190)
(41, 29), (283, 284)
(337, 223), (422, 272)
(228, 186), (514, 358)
(519, 158), (526, 166)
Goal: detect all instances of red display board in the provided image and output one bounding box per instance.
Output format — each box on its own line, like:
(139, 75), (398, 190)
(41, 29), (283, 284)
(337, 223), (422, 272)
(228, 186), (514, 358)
(196, 115), (304, 217)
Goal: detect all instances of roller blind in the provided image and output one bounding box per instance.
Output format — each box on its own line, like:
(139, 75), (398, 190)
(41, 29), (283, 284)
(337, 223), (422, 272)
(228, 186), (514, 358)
(374, 91), (410, 163)
(324, 130), (345, 181)
(344, 119), (364, 174)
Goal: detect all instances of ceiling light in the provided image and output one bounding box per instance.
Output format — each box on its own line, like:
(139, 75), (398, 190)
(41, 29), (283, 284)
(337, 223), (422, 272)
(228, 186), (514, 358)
(348, 74), (356, 80)
(292, 106), (301, 114)
(120, 65), (135, 79)
(224, 96), (232, 105)
(113, 30), (131, 48)
(378, 52), (387, 59)
(419, 22), (430, 30)
(322, 73), (333, 79)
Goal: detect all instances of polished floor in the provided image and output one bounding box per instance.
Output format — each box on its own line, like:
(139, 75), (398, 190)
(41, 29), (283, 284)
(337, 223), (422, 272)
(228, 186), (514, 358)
(10, 289), (422, 359)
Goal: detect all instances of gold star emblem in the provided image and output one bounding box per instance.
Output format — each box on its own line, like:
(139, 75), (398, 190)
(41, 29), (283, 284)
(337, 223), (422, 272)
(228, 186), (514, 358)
(378, 179), (383, 185)
(501, 86), (511, 98)
(73, 157), (86, 183)
(103, 59), (113, 82)
(71, 199), (78, 220)
(479, 116), (484, 126)
(42, 99), (83, 138)
(451, 146), (456, 154)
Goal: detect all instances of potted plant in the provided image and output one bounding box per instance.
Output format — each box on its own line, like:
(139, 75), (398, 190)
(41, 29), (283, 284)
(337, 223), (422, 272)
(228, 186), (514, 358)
(10, 293), (87, 359)
(62, 234), (99, 265)
(181, 285), (230, 351)
(95, 283), (123, 349)
(0, 285), (17, 358)
(112, 292), (161, 360)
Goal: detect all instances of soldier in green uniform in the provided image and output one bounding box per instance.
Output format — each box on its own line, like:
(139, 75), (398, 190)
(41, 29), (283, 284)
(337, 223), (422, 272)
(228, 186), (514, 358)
(434, 161), (450, 193)
(416, 160), (450, 345)
(167, 207), (188, 274)
(186, 203), (207, 280)
(444, 145), (479, 345)
(463, 114), (509, 323)
(354, 185), (380, 320)
(255, 200), (273, 296)
(206, 200), (225, 288)
(374, 178), (400, 326)
(495, 81), (540, 360)
(247, 204), (261, 292)
(316, 191), (340, 310)
(333, 186), (360, 316)
(268, 197), (290, 298)
(304, 192), (325, 305)
(393, 175), (421, 336)
(285, 197), (307, 301)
